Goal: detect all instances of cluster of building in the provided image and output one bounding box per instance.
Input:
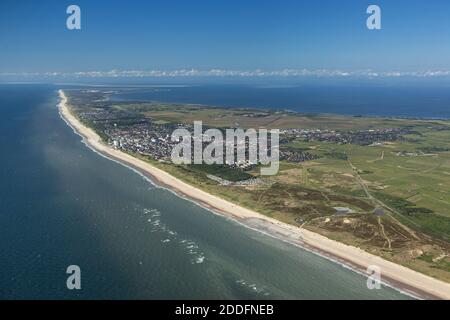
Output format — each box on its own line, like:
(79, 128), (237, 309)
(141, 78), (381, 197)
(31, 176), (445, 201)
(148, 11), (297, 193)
(105, 123), (183, 161)
(280, 149), (319, 162)
(206, 174), (271, 186)
(280, 127), (410, 146)
(395, 150), (438, 157)
(77, 107), (269, 170)
(74, 94), (410, 173)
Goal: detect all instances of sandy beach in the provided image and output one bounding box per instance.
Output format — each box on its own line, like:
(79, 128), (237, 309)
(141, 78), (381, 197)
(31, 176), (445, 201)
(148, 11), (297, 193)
(58, 89), (450, 300)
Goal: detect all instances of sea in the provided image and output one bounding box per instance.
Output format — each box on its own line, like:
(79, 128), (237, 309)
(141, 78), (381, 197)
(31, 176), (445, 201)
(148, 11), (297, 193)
(110, 83), (450, 119)
(0, 83), (423, 299)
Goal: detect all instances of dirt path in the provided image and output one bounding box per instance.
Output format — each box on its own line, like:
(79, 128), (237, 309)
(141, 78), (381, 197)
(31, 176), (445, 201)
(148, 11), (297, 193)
(378, 216), (392, 250)
(347, 159), (420, 240)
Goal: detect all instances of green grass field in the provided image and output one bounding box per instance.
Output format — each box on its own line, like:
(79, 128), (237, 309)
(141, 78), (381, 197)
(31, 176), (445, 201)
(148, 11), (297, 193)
(136, 103), (450, 280)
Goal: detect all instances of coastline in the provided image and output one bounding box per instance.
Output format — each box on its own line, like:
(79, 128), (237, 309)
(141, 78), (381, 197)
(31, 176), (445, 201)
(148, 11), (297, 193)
(58, 89), (450, 300)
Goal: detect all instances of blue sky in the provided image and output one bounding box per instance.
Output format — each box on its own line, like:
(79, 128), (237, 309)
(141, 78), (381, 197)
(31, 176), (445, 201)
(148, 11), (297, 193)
(1, 0), (450, 77)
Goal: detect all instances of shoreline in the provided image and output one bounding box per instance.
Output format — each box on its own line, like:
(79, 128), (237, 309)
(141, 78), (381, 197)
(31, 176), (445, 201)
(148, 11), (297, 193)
(58, 89), (450, 300)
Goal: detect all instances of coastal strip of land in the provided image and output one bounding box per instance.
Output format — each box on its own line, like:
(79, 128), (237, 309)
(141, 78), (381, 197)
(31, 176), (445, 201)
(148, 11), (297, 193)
(58, 89), (450, 300)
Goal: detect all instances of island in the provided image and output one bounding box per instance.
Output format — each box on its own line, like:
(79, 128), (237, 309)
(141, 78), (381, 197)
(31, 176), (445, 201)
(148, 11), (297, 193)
(58, 88), (450, 299)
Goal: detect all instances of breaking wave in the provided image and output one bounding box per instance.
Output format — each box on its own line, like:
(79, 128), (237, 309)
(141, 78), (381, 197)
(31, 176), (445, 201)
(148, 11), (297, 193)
(143, 208), (206, 264)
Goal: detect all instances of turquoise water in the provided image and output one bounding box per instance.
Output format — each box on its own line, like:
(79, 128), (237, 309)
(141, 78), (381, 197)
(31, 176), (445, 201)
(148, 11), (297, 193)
(0, 84), (410, 299)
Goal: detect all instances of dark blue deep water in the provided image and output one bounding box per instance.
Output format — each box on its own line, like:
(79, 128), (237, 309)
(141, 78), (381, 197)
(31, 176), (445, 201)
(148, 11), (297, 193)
(0, 84), (411, 299)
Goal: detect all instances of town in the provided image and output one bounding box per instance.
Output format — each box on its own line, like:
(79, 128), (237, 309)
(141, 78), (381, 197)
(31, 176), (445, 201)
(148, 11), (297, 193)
(69, 90), (413, 173)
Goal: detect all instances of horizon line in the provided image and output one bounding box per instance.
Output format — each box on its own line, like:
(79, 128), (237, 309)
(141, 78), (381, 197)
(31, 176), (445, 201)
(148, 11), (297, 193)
(2, 68), (450, 79)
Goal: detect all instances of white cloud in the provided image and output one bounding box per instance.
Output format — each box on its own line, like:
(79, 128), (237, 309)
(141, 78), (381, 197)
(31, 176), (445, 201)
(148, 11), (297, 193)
(2, 69), (450, 78)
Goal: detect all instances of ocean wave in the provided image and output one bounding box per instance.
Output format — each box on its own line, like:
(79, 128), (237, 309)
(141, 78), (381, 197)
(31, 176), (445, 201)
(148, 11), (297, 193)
(143, 208), (205, 264)
(179, 239), (206, 264)
(236, 279), (270, 297)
